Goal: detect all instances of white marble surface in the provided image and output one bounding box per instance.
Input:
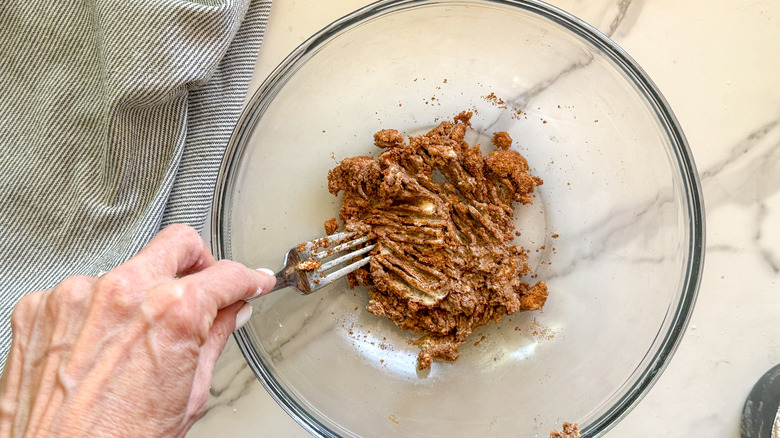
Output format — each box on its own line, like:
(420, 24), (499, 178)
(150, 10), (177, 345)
(190, 0), (780, 436)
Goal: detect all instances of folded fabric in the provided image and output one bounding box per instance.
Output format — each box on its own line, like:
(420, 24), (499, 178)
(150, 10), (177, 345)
(0, 0), (273, 369)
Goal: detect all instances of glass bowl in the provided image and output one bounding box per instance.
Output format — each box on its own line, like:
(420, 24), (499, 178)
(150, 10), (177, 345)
(211, 0), (705, 436)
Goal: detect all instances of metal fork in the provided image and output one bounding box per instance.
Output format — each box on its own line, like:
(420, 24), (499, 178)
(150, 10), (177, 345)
(265, 231), (376, 295)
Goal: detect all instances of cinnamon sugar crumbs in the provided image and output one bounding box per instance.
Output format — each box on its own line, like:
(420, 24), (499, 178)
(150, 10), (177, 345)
(326, 112), (547, 370)
(492, 131), (513, 150)
(296, 259), (322, 272)
(529, 318), (557, 341)
(484, 92), (505, 106)
(550, 423), (580, 438)
(324, 217), (339, 235)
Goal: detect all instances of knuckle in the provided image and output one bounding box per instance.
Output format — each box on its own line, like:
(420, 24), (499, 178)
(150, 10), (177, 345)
(163, 223), (200, 243)
(166, 281), (192, 304)
(94, 270), (130, 293)
(92, 271), (141, 316)
(146, 282), (211, 343)
(10, 292), (44, 330)
(149, 282), (193, 322)
(56, 275), (96, 293)
(47, 275), (94, 309)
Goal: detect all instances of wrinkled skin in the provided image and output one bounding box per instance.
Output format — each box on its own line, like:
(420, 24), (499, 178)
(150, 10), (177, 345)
(0, 224), (276, 437)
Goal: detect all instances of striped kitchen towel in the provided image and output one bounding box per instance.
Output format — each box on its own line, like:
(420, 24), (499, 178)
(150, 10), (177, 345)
(0, 0), (272, 369)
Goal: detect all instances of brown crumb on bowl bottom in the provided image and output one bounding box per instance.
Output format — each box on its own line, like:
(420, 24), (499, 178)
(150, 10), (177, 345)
(491, 131), (513, 150)
(326, 111), (547, 370)
(550, 422), (579, 438)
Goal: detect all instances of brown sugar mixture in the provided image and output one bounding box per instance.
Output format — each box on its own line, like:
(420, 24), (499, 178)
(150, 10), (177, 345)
(326, 111), (548, 370)
(550, 423), (580, 438)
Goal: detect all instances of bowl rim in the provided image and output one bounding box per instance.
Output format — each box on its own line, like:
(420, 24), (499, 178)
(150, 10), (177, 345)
(212, 0), (706, 436)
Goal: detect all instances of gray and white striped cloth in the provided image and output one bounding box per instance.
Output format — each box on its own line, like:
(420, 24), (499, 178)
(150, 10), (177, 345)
(0, 0), (272, 369)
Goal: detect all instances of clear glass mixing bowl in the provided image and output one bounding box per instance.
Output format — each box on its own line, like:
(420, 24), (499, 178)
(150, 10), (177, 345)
(211, 0), (705, 436)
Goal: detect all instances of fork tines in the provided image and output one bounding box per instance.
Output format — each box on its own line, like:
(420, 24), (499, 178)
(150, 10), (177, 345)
(298, 231), (376, 291)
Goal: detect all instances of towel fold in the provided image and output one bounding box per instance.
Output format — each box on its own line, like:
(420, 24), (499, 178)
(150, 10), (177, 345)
(0, 0), (273, 369)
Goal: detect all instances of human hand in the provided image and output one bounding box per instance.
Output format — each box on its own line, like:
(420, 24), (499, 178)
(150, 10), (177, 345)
(0, 224), (275, 437)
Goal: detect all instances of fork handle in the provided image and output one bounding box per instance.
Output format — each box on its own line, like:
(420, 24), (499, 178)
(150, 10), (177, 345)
(259, 264), (306, 296)
(267, 271), (292, 294)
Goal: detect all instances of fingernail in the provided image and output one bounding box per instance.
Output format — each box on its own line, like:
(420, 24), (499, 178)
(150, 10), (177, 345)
(254, 268), (277, 298)
(234, 302), (253, 331)
(257, 268), (275, 277)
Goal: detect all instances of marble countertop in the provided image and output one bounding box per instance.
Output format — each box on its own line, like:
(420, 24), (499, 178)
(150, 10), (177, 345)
(190, 0), (780, 436)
